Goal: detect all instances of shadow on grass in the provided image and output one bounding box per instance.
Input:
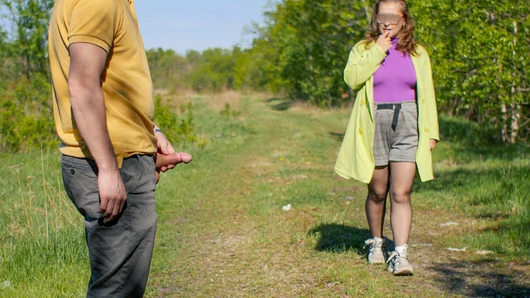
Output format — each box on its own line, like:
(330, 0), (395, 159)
(307, 223), (371, 255)
(431, 260), (530, 297)
(328, 132), (345, 142)
(438, 115), (530, 161)
(265, 97), (293, 111)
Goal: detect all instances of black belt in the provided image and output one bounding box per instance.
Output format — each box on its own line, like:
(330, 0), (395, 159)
(376, 103), (401, 130)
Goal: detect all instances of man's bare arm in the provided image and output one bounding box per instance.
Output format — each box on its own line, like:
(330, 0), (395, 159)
(69, 42), (126, 224)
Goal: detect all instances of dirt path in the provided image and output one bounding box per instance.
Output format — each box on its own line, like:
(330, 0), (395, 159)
(147, 95), (530, 297)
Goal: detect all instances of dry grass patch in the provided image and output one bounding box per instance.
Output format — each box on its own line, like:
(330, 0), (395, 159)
(206, 90), (242, 113)
(154, 89), (199, 106)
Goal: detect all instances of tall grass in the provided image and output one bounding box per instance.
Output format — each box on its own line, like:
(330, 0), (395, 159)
(0, 150), (87, 297)
(414, 115), (530, 258)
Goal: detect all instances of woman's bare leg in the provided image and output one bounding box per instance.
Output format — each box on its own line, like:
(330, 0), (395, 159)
(389, 162), (416, 246)
(366, 166), (390, 238)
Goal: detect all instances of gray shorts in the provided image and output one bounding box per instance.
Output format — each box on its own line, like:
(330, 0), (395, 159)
(373, 101), (418, 166)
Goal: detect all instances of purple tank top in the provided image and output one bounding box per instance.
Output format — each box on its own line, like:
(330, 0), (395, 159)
(373, 38), (417, 103)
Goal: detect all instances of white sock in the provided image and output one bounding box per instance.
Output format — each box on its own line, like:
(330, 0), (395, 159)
(395, 244), (408, 256)
(373, 237), (383, 244)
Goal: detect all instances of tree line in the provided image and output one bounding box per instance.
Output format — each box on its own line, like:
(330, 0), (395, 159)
(245, 0), (529, 143)
(145, 0), (530, 143)
(1, 0), (529, 147)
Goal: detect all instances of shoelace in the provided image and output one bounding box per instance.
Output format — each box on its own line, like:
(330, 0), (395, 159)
(363, 239), (374, 249)
(386, 251), (407, 264)
(386, 251), (398, 264)
(363, 239), (383, 252)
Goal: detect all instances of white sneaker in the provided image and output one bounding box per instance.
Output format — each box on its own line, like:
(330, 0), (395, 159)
(363, 238), (385, 264)
(387, 251), (413, 276)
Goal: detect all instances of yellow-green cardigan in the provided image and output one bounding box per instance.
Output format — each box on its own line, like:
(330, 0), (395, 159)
(334, 41), (440, 184)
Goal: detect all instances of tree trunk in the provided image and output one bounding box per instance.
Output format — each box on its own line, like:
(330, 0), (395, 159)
(510, 21), (519, 144)
(501, 103), (509, 143)
(511, 103), (520, 144)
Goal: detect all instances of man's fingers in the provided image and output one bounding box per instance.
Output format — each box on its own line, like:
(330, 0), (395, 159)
(103, 199), (121, 223)
(167, 142), (175, 154)
(118, 199), (126, 215)
(158, 142), (169, 154)
(155, 131), (175, 154)
(97, 171), (127, 224)
(103, 198), (115, 218)
(98, 197), (108, 214)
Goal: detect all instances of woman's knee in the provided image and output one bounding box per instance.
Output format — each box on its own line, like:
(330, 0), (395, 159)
(390, 189), (412, 204)
(367, 190), (387, 203)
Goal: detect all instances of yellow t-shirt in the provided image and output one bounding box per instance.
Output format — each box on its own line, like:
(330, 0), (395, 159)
(48, 0), (157, 167)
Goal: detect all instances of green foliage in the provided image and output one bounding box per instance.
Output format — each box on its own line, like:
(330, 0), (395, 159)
(0, 0), (53, 79)
(243, 0), (530, 141)
(438, 114), (500, 146)
(189, 48), (234, 92)
(144, 1), (530, 141)
(0, 0), (56, 153)
(153, 95), (197, 145)
(219, 103), (240, 118)
(411, 0), (529, 142)
(0, 74), (56, 153)
(147, 47), (253, 93)
(248, 0), (372, 107)
(145, 48), (189, 92)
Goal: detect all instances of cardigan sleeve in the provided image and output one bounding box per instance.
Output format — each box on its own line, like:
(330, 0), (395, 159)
(344, 41), (387, 91)
(420, 47), (440, 141)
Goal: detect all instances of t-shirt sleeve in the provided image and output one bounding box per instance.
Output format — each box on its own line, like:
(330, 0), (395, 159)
(68, 0), (120, 52)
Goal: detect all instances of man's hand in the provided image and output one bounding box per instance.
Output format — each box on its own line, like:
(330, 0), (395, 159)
(97, 169), (127, 224)
(155, 130), (176, 172)
(153, 129), (193, 183)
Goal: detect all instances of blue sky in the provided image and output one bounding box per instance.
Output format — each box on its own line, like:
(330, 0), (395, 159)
(135, 0), (272, 54)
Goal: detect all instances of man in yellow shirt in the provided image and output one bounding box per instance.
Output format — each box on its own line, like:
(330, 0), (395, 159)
(48, 0), (189, 296)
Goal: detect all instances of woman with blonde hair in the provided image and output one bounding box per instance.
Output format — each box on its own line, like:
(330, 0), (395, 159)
(335, 0), (439, 276)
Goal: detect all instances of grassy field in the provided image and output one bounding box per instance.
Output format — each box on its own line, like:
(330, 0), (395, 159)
(1, 92), (529, 297)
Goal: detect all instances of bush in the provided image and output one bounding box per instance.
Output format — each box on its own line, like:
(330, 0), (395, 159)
(154, 95), (197, 146)
(0, 74), (57, 153)
(0, 78), (198, 153)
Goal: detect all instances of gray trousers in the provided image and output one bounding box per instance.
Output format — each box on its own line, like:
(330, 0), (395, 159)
(61, 154), (157, 298)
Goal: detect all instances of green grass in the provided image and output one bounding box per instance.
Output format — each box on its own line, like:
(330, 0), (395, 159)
(0, 151), (87, 297)
(412, 115), (530, 259)
(1, 95), (529, 297)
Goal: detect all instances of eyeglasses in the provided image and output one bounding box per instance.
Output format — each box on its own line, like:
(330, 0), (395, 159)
(375, 14), (403, 25)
